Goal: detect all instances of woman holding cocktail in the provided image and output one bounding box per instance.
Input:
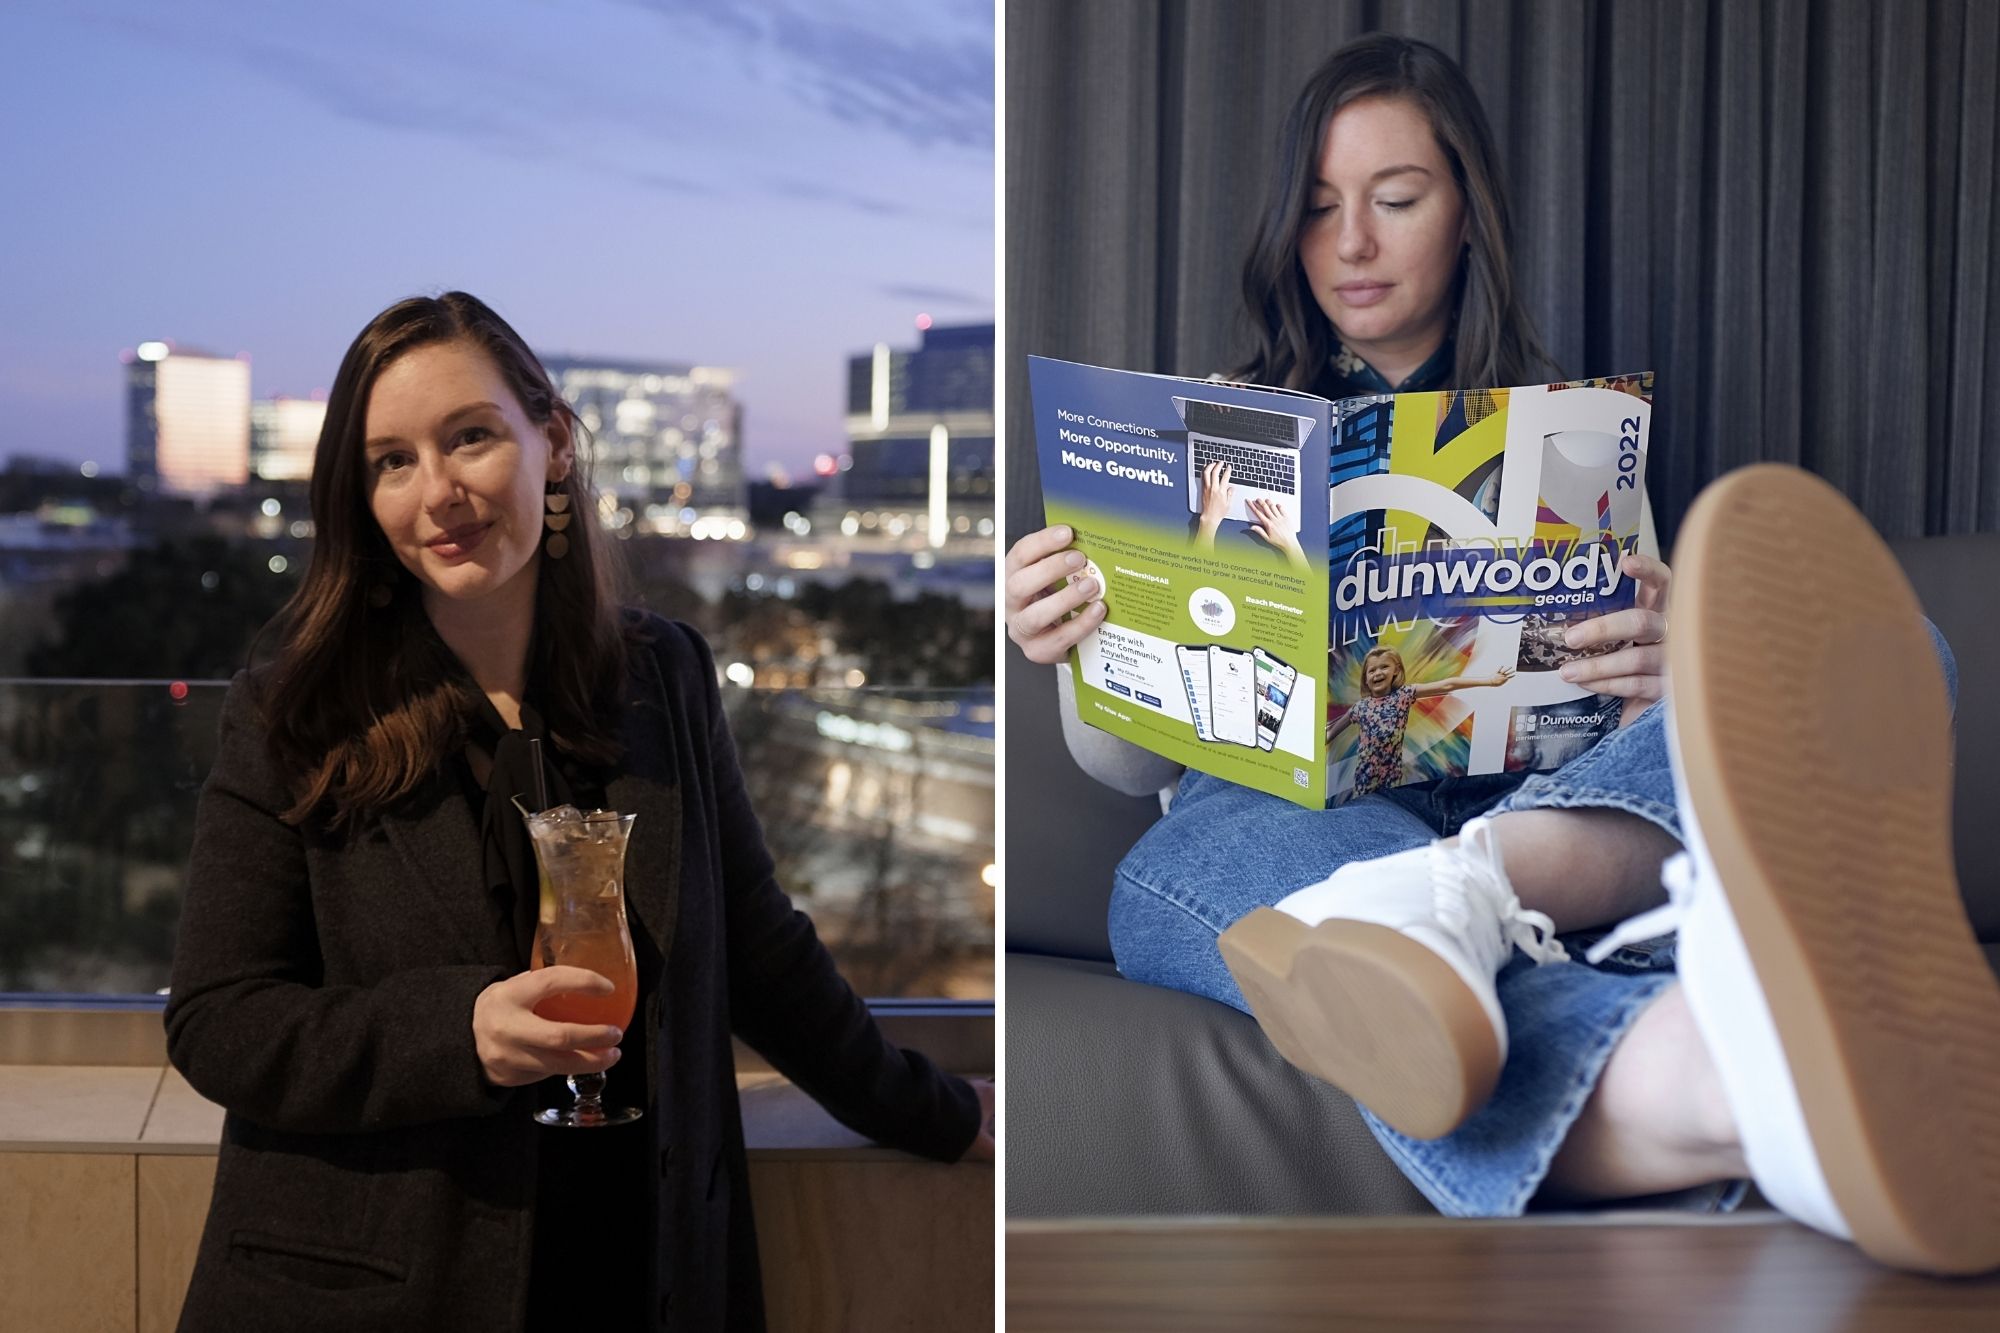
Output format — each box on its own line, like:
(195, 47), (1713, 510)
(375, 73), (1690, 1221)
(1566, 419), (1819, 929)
(165, 291), (992, 1331)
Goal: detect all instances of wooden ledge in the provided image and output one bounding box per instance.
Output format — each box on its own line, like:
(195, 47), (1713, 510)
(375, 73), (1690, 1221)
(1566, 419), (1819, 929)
(0, 1064), (986, 1162)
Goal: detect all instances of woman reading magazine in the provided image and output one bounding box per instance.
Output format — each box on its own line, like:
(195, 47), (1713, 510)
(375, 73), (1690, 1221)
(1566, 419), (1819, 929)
(1006, 33), (1986, 1273)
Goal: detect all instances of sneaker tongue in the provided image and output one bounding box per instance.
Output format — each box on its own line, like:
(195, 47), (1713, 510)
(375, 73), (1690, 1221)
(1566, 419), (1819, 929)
(1434, 839), (1569, 969)
(1430, 843), (1516, 975)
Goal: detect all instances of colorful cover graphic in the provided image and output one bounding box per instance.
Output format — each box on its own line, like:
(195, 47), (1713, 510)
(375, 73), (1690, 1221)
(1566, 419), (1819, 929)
(1029, 355), (1653, 808)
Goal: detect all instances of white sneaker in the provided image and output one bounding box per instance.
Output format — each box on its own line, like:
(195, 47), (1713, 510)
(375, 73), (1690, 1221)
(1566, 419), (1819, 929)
(1622, 463), (2000, 1275)
(1588, 841), (1854, 1242)
(1218, 817), (1568, 1140)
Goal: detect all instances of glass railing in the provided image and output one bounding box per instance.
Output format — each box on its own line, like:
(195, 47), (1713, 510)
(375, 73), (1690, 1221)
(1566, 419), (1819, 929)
(0, 679), (993, 1001)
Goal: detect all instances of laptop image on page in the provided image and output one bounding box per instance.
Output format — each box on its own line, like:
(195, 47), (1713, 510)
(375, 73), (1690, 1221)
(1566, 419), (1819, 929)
(1173, 397), (1310, 534)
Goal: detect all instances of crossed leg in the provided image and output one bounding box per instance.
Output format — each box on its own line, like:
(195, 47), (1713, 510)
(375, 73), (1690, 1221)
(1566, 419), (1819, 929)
(1459, 807), (1744, 1201)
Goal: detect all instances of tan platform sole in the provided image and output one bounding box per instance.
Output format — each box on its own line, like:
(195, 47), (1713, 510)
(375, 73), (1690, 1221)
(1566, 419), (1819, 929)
(1218, 908), (1500, 1140)
(1671, 464), (2000, 1274)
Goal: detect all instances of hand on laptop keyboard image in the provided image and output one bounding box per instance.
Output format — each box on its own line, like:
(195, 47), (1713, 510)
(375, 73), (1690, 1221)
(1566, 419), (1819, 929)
(1192, 459), (1236, 551)
(1192, 461), (1308, 570)
(1245, 497), (1309, 571)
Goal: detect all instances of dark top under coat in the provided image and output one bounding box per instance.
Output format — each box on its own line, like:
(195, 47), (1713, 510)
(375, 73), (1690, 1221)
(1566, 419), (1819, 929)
(450, 694), (652, 1326)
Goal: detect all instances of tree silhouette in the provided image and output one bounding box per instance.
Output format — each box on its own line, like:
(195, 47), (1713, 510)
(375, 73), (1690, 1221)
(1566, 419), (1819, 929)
(26, 536), (300, 680)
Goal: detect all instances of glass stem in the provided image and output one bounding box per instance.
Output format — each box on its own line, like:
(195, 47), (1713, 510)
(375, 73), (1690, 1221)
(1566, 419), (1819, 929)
(567, 1071), (608, 1125)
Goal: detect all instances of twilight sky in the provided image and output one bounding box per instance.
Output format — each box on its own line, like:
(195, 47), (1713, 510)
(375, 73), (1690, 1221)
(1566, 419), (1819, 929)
(0, 0), (993, 479)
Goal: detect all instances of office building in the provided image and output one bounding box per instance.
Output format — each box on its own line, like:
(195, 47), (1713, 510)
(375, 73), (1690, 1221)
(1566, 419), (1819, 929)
(827, 322), (994, 550)
(251, 396), (326, 483)
(125, 342), (251, 499)
(542, 356), (746, 539)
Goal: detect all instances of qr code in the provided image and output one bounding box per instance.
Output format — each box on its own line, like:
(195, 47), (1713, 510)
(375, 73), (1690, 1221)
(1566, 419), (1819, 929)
(1293, 767), (1310, 788)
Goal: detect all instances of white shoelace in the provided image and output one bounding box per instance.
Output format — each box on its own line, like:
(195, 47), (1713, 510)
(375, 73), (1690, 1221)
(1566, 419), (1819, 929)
(1442, 819), (1571, 968)
(1583, 852), (1694, 965)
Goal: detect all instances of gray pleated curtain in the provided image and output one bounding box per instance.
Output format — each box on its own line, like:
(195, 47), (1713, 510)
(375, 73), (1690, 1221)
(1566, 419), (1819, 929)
(1004, 0), (2000, 548)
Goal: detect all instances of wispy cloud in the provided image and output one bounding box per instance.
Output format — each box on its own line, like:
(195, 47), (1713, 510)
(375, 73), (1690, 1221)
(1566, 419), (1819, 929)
(69, 7), (584, 167)
(770, 178), (916, 221)
(59, 0), (988, 217)
(878, 282), (989, 310)
(620, 0), (992, 153)
(627, 168), (712, 197)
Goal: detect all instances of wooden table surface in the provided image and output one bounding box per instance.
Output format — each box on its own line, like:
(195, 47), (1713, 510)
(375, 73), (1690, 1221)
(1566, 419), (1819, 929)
(1006, 1214), (2000, 1331)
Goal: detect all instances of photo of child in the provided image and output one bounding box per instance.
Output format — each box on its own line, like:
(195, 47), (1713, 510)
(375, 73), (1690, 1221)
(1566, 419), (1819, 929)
(1333, 645), (1515, 797)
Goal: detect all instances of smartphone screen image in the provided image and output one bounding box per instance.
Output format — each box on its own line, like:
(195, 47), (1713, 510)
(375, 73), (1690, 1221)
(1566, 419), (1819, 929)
(1176, 643), (1215, 742)
(1253, 648), (1298, 751)
(1208, 645), (1259, 748)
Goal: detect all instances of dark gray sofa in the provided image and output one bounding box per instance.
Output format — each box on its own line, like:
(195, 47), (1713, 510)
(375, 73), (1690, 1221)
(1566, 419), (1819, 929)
(1005, 532), (2000, 1218)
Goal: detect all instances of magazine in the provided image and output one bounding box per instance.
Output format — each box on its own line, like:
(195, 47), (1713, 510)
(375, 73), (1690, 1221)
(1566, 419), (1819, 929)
(1028, 355), (1655, 809)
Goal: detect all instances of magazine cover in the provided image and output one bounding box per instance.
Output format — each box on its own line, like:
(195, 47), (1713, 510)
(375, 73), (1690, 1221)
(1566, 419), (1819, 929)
(1029, 356), (1654, 809)
(1324, 374), (1653, 804)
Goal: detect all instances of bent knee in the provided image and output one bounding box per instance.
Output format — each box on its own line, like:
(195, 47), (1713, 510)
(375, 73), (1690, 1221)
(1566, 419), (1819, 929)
(1108, 872), (1223, 979)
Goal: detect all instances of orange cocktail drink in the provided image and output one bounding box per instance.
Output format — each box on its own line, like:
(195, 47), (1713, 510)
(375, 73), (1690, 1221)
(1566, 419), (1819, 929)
(522, 805), (642, 1127)
(531, 899), (638, 1030)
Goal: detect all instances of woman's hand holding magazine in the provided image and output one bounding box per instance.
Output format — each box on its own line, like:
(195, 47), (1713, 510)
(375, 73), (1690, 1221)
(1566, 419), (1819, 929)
(1557, 552), (1672, 725)
(1006, 524), (1106, 665)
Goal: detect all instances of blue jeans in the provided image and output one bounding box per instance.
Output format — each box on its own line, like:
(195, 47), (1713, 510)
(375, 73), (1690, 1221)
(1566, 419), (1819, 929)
(1108, 622), (1957, 1216)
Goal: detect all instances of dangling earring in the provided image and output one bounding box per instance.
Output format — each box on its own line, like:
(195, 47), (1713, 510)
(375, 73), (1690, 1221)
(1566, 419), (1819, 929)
(367, 560), (396, 608)
(543, 479), (572, 559)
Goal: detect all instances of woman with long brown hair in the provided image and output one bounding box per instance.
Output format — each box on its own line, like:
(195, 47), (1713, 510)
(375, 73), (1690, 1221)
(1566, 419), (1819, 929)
(1229, 34), (1557, 397)
(167, 292), (991, 1331)
(1005, 31), (1963, 1263)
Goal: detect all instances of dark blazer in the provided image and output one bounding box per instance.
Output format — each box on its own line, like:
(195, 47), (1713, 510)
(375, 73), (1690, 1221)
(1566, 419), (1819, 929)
(164, 613), (982, 1332)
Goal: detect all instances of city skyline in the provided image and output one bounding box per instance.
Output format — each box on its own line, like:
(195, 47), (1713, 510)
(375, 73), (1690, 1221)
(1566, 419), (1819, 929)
(0, 0), (993, 479)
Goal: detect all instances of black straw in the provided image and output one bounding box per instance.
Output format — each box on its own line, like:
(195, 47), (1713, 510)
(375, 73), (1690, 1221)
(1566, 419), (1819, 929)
(528, 737), (549, 812)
